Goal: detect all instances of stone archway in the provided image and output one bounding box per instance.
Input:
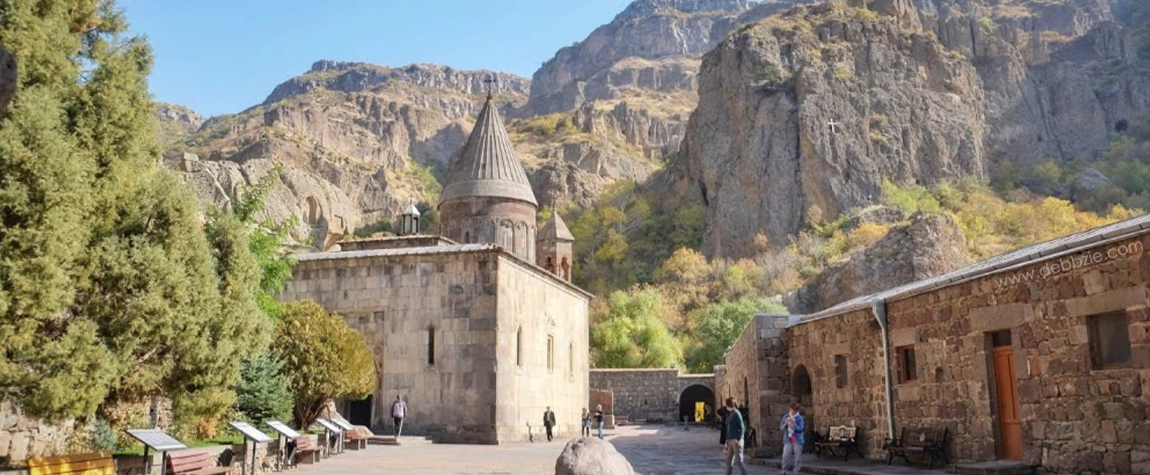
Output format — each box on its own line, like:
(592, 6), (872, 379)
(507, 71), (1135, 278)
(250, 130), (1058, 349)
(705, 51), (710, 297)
(678, 384), (715, 424)
(792, 365), (814, 430)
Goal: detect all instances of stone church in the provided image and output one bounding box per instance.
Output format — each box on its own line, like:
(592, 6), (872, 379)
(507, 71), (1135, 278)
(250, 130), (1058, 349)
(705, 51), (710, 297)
(279, 92), (590, 444)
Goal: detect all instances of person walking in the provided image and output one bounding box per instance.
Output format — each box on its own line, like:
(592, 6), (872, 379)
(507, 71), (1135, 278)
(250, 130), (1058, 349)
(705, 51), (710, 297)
(581, 408), (591, 437)
(723, 397), (748, 475)
(594, 404), (605, 439)
(780, 402), (805, 474)
(391, 395), (407, 438)
(543, 406), (557, 442)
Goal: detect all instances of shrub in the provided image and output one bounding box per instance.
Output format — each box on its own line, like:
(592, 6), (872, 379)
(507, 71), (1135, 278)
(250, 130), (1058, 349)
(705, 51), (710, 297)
(275, 301), (375, 428)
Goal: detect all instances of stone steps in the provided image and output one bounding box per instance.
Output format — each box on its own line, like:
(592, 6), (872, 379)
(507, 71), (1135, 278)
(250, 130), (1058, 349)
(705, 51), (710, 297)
(368, 435), (434, 446)
(948, 461), (1036, 475)
(748, 457), (1036, 475)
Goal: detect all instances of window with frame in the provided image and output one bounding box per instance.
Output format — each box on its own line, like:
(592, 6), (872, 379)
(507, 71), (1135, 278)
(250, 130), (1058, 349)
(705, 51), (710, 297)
(547, 335), (555, 372)
(835, 354), (848, 388)
(897, 346), (917, 383)
(1089, 312), (1132, 369)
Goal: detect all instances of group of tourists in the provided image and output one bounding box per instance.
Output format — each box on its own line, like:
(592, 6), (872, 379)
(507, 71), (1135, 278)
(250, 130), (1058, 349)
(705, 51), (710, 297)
(718, 397), (805, 475)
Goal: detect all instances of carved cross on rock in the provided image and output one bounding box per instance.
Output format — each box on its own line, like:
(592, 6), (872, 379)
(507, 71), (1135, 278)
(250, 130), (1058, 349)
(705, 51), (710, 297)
(828, 120), (839, 134)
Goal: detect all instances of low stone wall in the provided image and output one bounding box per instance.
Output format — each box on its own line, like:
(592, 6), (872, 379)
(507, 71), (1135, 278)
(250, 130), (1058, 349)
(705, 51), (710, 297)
(0, 402), (76, 467)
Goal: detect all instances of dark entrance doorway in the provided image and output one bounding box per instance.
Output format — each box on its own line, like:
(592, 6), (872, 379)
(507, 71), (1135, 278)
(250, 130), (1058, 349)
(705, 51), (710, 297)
(348, 395), (373, 427)
(679, 384), (715, 423)
(792, 365), (814, 431)
(991, 330), (1023, 460)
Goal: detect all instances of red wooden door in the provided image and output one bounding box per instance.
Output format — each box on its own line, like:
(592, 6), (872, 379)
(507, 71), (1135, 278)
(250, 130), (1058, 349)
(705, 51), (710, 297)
(993, 345), (1023, 460)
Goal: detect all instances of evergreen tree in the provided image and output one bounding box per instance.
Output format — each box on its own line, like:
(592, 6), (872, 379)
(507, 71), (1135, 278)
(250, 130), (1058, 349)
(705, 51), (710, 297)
(0, 0), (269, 429)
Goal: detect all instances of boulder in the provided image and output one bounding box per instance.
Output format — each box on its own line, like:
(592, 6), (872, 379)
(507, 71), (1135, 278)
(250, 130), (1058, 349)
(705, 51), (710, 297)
(555, 438), (636, 475)
(0, 43), (16, 118)
(788, 212), (969, 313)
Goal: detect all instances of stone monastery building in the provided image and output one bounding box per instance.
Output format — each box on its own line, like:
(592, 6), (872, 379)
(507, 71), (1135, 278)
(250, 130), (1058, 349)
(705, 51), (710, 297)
(279, 92), (590, 444)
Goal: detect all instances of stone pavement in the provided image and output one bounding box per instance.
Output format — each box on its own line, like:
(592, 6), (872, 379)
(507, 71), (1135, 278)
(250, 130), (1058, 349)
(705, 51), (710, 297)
(288, 425), (952, 475)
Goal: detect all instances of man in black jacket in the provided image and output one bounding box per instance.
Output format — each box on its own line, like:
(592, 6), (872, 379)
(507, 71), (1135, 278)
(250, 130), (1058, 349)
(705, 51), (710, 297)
(543, 406), (557, 442)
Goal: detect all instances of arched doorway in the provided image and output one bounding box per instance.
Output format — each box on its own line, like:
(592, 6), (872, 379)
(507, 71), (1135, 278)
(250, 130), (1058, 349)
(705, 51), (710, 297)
(792, 365), (814, 431)
(679, 384), (715, 424)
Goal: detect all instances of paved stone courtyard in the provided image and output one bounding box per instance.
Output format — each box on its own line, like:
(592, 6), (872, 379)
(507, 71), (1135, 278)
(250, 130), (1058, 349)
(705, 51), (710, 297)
(290, 425), (951, 475)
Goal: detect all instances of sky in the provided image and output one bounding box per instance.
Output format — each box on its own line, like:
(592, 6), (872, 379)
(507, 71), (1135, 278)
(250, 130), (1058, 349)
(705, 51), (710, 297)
(119, 0), (634, 117)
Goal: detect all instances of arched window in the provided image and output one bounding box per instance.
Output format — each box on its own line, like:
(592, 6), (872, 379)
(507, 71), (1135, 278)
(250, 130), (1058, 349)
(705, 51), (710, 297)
(304, 197), (321, 225)
(428, 326), (436, 366)
(464, 231), (471, 243)
(516, 327), (523, 367)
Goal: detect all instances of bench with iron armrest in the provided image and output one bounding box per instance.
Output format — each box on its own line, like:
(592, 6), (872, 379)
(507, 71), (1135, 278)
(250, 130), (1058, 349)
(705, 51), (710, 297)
(813, 425), (864, 461)
(883, 427), (950, 468)
(291, 436), (323, 465)
(166, 449), (234, 475)
(28, 451), (114, 475)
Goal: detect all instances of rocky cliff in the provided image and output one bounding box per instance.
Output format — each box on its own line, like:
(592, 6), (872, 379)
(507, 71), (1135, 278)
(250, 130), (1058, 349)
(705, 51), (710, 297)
(787, 212), (970, 313)
(674, 2), (987, 258)
(162, 61), (663, 244)
(672, 0), (1150, 258)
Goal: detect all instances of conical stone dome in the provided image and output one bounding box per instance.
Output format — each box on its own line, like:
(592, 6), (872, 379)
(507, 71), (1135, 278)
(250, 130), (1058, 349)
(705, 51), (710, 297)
(439, 95), (538, 207)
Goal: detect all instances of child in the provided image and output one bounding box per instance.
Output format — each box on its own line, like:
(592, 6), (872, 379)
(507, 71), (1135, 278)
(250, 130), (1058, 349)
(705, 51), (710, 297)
(581, 408), (591, 437)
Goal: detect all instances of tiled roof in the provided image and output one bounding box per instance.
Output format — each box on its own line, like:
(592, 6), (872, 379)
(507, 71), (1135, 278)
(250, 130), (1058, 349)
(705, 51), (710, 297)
(803, 213), (1150, 321)
(293, 243), (498, 262)
(439, 94), (538, 207)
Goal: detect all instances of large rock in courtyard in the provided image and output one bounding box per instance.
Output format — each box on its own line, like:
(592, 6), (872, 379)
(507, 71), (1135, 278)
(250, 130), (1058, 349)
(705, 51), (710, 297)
(555, 438), (636, 475)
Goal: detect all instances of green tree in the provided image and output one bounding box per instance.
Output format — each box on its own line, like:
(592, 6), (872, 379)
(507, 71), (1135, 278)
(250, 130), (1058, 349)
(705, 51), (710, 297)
(685, 298), (787, 373)
(275, 301), (375, 428)
(236, 353), (293, 425)
(0, 0), (269, 430)
(590, 290), (682, 368)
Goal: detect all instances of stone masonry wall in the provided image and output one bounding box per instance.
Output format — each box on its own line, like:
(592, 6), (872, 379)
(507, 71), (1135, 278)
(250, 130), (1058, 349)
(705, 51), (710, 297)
(280, 249), (500, 443)
(589, 369), (680, 423)
(787, 233), (1150, 475)
(787, 309), (889, 457)
(720, 314), (792, 457)
(494, 255), (590, 443)
(0, 402), (75, 467)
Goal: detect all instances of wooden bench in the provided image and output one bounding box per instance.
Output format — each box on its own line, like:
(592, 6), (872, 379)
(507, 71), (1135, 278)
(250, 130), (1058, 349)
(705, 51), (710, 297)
(345, 429), (368, 450)
(884, 427), (949, 468)
(28, 452), (113, 475)
(166, 450), (233, 475)
(813, 425), (864, 461)
(614, 415), (629, 426)
(291, 436), (322, 465)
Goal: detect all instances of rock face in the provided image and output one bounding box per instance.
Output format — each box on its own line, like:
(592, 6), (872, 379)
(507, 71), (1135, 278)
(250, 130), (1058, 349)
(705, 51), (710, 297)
(675, 3), (986, 258)
(554, 438), (636, 475)
(527, 0), (753, 115)
(0, 43), (15, 118)
(175, 153), (358, 249)
(672, 0), (1150, 258)
(788, 213), (970, 313)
